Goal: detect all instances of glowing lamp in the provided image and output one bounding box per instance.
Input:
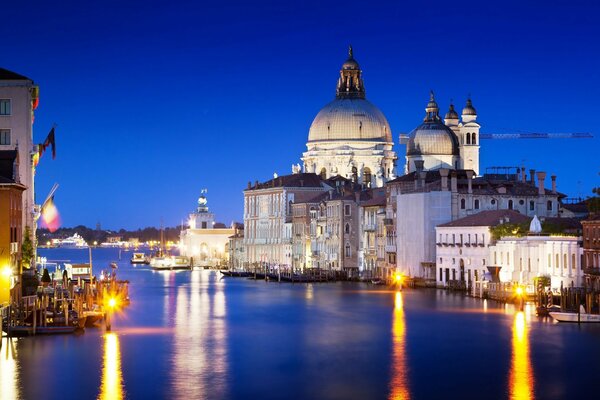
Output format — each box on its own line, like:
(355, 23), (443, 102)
(515, 287), (524, 296)
(1, 266), (12, 277)
(108, 298), (118, 308)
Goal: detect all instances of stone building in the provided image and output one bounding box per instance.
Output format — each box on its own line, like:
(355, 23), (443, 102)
(301, 47), (397, 188)
(0, 68), (39, 240)
(243, 173), (327, 269)
(227, 223), (245, 270)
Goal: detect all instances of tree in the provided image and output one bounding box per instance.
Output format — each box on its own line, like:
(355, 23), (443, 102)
(21, 226), (35, 270)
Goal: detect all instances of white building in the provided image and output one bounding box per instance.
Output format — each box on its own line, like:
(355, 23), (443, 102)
(179, 192), (234, 267)
(489, 234), (582, 289)
(435, 210), (530, 288)
(301, 47), (397, 188)
(0, 68), (39, 237)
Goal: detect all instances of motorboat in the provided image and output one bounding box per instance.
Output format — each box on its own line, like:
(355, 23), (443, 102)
(550, 305), (600, 323)
(150, 255), (190, 270)
(131, 252), (149, 264)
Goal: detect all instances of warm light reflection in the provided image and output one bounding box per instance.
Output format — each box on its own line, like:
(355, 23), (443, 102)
(509, 312), (534, 400)
(99, 333), (124, 400)
(171, 270), (228, 399)
(389, 291), (410, 400)
(305, 284), (314, 301)
(0, 338), (19, 400)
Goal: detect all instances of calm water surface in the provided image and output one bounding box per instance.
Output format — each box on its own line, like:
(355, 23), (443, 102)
(2, 248), (600, 399)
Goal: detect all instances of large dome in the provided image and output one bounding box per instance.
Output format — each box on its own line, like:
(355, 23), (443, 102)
(406, 121), (459, 156)
(308, 98), (392, 142)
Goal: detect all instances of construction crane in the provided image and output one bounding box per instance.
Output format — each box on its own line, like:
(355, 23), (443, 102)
(399, 132), (592, 144)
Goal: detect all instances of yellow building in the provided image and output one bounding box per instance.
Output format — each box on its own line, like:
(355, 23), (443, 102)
(0, 150), (25, 304)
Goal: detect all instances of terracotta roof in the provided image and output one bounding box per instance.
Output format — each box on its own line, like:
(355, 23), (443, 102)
(360, 195), (386, 207)
(438, 210), (531, 227)
(0, 68), (31, 81)
(246, 173), (324, 191)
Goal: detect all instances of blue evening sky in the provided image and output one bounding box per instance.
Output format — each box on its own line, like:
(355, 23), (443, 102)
(2, 0), (599, 229)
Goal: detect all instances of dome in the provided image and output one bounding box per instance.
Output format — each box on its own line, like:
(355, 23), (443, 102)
(406, 122), (460, 156)
(308, 98), (392, 142)
(342, 58), (359, 70)
(462, 98), (477, 115)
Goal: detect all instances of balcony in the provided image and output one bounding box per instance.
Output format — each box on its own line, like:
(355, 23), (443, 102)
(364, 224), (376, 232)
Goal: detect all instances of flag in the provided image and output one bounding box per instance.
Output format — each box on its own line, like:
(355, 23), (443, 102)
(41, 196), (61, 232)
(39, 127), (56, 160)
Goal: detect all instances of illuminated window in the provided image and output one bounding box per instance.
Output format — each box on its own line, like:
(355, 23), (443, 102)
(363, 167), (372, 187)
(0, 99), (10, 115)
(0, 129), (10, 145)
(319, 168), (327, 180)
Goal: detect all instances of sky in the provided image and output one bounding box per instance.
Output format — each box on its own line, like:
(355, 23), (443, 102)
(2, 0), (599, 230)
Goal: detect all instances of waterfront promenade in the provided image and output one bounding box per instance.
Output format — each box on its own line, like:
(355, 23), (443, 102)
(2, 248), (600, 399)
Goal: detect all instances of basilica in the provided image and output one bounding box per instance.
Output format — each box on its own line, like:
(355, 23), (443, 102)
(300, 46), (480, 184)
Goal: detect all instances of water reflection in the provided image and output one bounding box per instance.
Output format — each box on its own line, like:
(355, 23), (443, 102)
(0, 338), (20, 400)
(389, 291), (410, 399)
(509, 311), (534, 400)
(99, 333), (124, 400)
(171, 270), (228, 399)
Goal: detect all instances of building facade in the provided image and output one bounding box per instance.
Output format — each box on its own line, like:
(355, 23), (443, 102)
(243, 173), (326, 269)
(582, 215), (600, 274)
(0, 68), (38, 240)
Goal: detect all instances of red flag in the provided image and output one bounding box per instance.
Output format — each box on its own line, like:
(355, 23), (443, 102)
(41, 196), (61, 232)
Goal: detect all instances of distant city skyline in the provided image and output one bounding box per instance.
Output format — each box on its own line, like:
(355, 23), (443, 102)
(3, 0), (599, 229)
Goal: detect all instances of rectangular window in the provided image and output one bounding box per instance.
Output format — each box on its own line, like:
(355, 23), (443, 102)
(344, 204), (351, 216)
(0, 129), (10, 145)
(0, 99), (10, 115)
(529, 201), (535, 211)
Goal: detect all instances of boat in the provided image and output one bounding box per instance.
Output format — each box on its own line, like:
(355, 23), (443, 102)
(53, 233), (89, 249)
(220, 270), (251, 277)
(131, 252), (149, 264)
(151, 255), (191, 270)
(371, 279), (386, 285)
(550, 305), (600, 323)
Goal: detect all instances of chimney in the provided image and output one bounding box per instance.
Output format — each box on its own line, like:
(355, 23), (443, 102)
(450, 171), (458, 193)
(255, 180), (259, 188)
(521, 167), (527, 183)
(529, 169), (536, 185)
(551, 175), (557, 194)
(536, 171), (546, 195)
(440, 168), (449, 191)
(247, 181), (251, 189)
(466, 170), (474, 194)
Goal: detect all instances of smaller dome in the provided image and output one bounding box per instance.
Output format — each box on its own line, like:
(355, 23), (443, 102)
(407, 122), (460, 156)
(445, 103), (458, 120)
(342, 45), (359, 70)
(462, 98), (477, 115)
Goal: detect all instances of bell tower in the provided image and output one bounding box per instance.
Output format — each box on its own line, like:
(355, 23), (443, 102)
(458, 97), (480, 175)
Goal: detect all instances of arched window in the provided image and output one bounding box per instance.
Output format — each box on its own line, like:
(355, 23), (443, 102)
(564, 254), (567, 269)
(547, 201), (553, 211)
(351, 166), (358, 182)
(474, 199), (480, 209)
(471, 133), (477, 145)
(460, 199), (466, 209)
(319, 168), (327, 180)
(345, 223), (350, 234)
(466, 132), (471, 145)
(572, 254), (576, 271)
(363, 167), (372, 187)
(345, 244), (351, 257)
(508, 199), (513, 210)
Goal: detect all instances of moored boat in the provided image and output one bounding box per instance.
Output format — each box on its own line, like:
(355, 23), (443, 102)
(550, 305), (600, 323)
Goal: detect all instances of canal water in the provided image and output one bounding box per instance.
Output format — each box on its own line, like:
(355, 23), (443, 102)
(2, 248), (600, 400)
